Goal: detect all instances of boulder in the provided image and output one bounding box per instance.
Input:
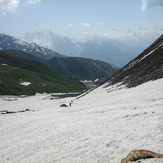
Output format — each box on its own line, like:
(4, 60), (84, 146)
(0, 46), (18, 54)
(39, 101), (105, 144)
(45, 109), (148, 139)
(121, 150), (163, 163)
(60, 104), (68, 107)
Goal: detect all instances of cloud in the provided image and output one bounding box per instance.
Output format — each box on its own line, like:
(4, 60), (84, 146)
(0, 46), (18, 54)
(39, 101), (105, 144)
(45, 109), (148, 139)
(81, 23), (91, 27)
(0, 0), (20, 14)
(0, 0), (41, 14)
(141, 0), (163, 10)
(94, 27), (163, 48)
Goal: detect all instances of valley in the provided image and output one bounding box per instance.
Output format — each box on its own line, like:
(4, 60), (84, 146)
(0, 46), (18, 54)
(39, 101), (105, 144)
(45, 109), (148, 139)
(0, 33), (163, 163)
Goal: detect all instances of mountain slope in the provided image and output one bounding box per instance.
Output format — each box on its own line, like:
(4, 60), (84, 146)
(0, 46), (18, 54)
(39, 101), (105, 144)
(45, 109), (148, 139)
(106, 34), (163, 88)
(0, 50), (86, 95)
(0, 33), (64, 59)
(23, 31), (81, 57)
(47, 56), (118, 81)
(78, 37), (140, 67)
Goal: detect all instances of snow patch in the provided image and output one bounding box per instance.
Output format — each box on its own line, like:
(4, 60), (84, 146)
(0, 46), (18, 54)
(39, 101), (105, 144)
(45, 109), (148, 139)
(1, 64), (8, 66)
(19, 81), (31, 86)
(14, 39), (26, 46)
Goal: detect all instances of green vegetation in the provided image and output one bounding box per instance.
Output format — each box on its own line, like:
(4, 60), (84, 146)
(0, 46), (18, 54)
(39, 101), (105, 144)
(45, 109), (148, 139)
(0, 51), (86, 95)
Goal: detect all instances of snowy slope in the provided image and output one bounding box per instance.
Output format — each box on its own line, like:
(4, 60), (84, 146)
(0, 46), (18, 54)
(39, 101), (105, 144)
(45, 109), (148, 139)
(0, 78), (163, 163)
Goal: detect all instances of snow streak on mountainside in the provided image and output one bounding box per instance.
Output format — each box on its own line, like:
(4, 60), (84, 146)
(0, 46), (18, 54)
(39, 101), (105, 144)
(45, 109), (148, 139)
(22, 31), (144, 67)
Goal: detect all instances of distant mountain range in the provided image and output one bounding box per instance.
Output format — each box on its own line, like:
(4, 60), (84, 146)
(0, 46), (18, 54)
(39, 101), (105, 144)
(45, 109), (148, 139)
(22, 31), (144, 67)
(0, 33), (118, 88)
(106, 34), (163, 88)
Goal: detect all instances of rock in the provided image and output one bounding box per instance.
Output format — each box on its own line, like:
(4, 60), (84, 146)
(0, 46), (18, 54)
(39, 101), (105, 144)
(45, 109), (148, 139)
(121, 150), (163, 163)
(2, 111), (16, 114)
(60, 104), (68, 107)
(1, 109), (35, 114)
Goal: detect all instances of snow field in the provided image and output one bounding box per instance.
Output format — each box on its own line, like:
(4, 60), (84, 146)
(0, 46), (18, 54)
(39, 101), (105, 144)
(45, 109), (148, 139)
(0, 78), (163, 163)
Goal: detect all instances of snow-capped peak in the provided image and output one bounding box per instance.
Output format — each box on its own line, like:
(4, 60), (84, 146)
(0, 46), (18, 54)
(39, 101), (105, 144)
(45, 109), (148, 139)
(0, 33), (63, 59)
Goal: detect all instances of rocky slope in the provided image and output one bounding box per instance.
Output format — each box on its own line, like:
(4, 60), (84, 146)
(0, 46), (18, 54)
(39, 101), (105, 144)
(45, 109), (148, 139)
(106, 34), (163, 88)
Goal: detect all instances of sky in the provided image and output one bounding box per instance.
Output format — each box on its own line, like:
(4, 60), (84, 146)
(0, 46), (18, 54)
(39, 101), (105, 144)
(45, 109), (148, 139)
(0, 0), (163, 38)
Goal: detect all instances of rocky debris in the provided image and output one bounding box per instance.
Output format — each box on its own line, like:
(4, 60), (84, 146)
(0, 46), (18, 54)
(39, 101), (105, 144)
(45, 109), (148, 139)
(2, 97), (17, 101)
(0, 109), (35, 115)
(121, 150), (163, 163)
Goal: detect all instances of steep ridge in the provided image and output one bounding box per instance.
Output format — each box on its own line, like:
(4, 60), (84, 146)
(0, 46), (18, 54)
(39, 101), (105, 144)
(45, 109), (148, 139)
(106, 34), (163, 88)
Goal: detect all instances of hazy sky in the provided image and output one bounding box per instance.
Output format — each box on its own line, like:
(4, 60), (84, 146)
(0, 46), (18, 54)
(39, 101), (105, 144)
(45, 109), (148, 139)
(0, 0), (163, 37)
